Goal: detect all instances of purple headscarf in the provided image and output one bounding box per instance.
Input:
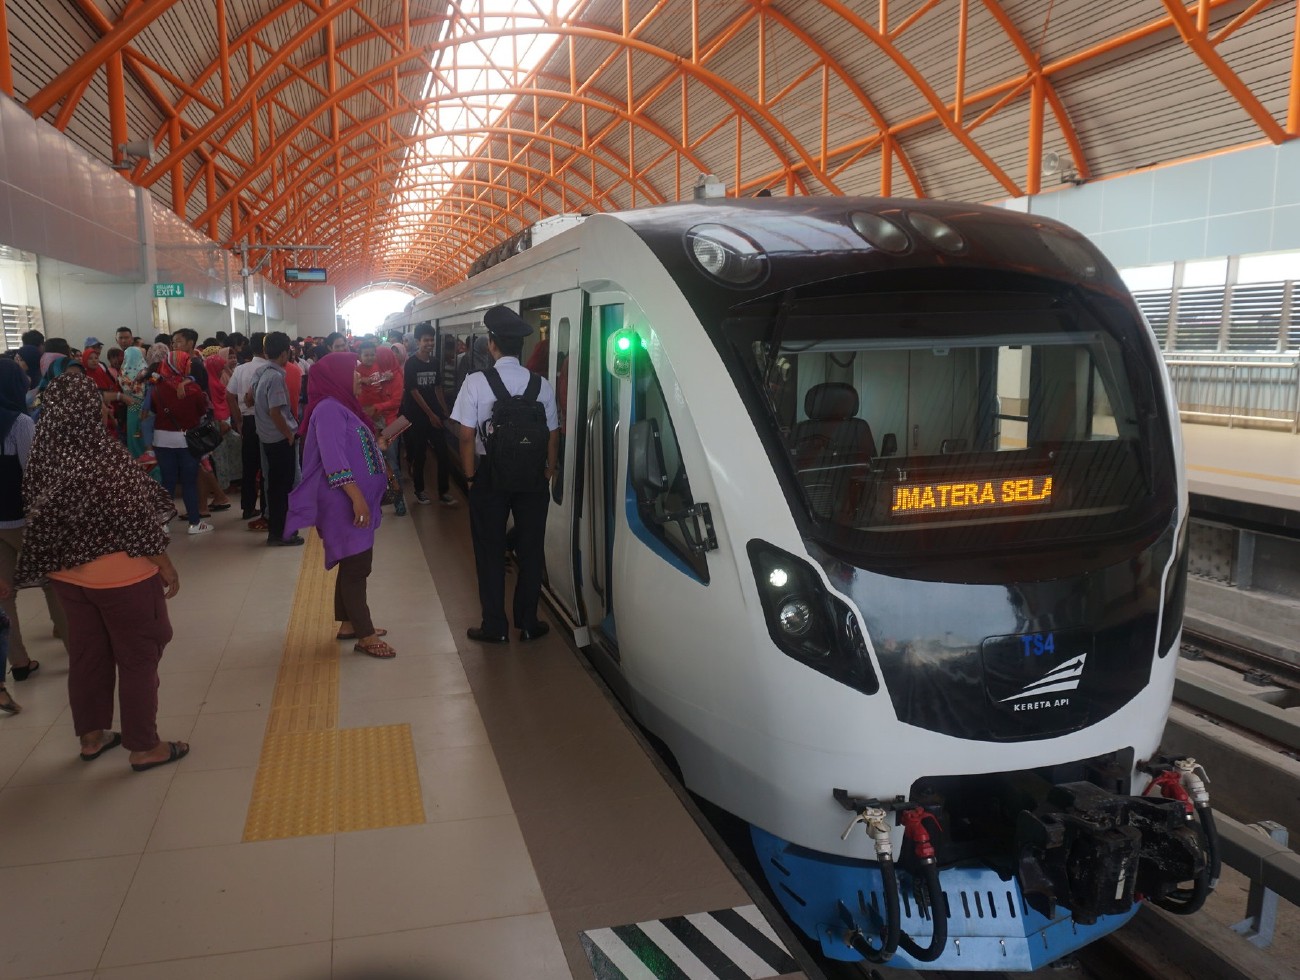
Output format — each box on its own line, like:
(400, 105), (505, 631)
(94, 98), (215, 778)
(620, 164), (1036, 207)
(300, 351), (376, 442)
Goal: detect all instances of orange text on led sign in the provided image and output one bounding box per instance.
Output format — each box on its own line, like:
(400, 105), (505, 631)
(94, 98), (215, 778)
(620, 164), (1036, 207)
(892, 476), (1053, 516)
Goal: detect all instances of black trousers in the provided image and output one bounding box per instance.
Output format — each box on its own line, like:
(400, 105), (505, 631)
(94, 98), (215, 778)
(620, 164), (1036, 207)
(468, 465), (549, 636)
(239, 421), (263, 515)
(334, 548), (374, 639)
(263, 437), (295, 543)
(405, 416), (451, 496)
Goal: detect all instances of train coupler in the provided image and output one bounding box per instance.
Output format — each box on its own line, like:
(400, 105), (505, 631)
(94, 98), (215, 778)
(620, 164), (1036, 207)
(1015, 781), (1204, 925)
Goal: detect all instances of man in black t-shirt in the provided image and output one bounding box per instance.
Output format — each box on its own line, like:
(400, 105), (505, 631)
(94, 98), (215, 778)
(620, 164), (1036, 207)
(402, 324), (455, 505)
(171, 329), (209, 394)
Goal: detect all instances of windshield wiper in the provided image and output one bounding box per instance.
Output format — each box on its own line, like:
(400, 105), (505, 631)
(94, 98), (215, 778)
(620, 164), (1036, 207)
(763, 288), (797, 388)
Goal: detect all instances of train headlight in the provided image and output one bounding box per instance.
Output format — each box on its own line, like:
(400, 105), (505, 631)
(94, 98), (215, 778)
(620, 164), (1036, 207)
(849, 211), (911, 253)
(907, 212), (966, 253)
(747, 540), (879, 694)
(685, 224), (768, 286)
(778, 598), (814, 638)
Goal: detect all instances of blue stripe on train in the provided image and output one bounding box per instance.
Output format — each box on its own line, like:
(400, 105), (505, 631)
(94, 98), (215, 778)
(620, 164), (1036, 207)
(750, 824), (1139, 971)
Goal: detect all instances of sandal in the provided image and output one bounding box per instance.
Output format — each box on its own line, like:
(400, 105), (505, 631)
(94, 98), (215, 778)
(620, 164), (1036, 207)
(9, 659), (39, 682)
(209, 503), (232, 512)
(131, 741), (190, 772)
(354, 639), (397, 659)
(80, 731), (122, 761)
(337, 628), (387, 640)
(0, 687), (19, 714)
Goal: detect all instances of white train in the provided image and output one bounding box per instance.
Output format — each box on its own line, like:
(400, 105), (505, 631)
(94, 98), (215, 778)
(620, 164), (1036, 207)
(391, 198), (1216, 971)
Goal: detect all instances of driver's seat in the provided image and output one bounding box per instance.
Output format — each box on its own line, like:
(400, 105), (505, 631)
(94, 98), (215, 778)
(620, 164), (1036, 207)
(792, 383), (877, 468)
(791, 383), (876, 520)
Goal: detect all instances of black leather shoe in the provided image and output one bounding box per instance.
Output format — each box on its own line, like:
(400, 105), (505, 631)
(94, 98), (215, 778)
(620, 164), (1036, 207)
(518, 622), (550, 643)
(268, 534), (305, 547)
(467, 626), (508, 644)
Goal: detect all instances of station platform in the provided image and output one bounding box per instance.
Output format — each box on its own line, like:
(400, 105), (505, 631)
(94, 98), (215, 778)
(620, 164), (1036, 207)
(1182, 421), (1300, 514)
(0, 494), (805, 980)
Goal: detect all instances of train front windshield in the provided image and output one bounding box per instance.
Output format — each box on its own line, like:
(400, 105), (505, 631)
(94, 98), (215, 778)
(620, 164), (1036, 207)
(727, 282), (1173, 561)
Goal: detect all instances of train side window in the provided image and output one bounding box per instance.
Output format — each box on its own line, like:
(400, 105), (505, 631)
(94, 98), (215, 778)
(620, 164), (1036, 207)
(520, 295), (551, 370)
(551, 317), (570, 505)
(630, 347), (709, 583)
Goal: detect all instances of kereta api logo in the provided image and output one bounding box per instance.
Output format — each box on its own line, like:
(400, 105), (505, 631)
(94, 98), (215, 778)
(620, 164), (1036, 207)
(999, 653), (1088, 704)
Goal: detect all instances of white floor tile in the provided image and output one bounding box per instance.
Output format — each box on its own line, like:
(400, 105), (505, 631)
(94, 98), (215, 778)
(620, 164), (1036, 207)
(332, 816), (547, 938)
(7, 713), (197, 788)
(336, 693), (490, 751)
(416, 742), (514, 824)
(0, 774), (174, 867)
(146, 765), (258, 852)
(201, 666), (279, 714)
(332, 913), (571, 980)
(218, 630), (289, 670)
(100, 836), (335, 968)
(0, 726), (43, 789)
(176, 708), (269, 773)
(0, 855), (137, 980)
(93, 940), (332, 980)
(155, 669), (216, 717)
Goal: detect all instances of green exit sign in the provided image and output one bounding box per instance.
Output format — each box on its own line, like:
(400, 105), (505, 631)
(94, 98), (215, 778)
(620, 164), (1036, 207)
(153, 282), (185, 298)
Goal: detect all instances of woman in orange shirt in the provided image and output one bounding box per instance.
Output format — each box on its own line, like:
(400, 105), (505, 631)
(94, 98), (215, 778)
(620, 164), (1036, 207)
(17, 374), (188, 771)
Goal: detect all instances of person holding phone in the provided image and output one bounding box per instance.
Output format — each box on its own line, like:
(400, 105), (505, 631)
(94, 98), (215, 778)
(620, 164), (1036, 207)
(284, 353), (396, 659)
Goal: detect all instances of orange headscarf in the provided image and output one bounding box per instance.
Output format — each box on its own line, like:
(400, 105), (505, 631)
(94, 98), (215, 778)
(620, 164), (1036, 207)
(159, 350), (192, 395)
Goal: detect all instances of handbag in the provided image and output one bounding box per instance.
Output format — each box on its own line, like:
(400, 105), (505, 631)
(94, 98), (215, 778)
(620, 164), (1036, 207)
(159, 401), (223, 458)
(182, 413), (224, 458)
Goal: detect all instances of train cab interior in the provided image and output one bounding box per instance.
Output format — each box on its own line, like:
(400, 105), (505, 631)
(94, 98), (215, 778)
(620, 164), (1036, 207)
(730, 288), (1148, 544)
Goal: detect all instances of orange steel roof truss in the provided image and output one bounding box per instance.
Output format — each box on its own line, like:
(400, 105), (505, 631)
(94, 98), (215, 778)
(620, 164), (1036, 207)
(14, 0), (1300, 299)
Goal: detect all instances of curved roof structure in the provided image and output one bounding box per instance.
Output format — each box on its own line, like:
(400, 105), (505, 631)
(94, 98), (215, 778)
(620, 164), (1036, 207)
(5, 0), (1300, 297)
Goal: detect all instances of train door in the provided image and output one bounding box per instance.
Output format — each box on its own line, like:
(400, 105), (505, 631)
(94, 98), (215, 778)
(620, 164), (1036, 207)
(576, 300), (624, 651)
(541, 289), (583, 623)
(437, 313), (487, 475)
(906, 347), (978, 455)
(605, 307), (721, 730)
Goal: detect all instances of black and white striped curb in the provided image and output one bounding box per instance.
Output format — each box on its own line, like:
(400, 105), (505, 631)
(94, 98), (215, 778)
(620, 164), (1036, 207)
(579, 905), (800, 979)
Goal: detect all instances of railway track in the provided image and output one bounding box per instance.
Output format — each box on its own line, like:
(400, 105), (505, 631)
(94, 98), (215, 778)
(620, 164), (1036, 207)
(1182, 627), (1300, 691)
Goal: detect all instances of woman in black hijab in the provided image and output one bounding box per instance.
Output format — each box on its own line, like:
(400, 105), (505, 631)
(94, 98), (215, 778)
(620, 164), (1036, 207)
(16, 343), (42, 391)
(0, 358), (66, 688)
(18, 374), (187, 770)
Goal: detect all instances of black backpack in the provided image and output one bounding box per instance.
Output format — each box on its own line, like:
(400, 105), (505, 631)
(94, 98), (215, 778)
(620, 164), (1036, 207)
(483, 367), (549, 492)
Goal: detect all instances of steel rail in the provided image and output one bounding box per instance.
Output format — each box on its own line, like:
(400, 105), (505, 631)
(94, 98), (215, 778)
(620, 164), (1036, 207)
(1182, 627), (1300, 689)
(1173, 666), (1300, 755)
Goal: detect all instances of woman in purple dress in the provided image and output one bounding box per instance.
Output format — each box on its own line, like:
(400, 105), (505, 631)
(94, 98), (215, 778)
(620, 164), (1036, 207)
(285, 352), (396, 658)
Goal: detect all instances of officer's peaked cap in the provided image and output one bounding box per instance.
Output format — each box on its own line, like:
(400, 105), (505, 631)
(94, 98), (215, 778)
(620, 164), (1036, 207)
(484, 306), (532, 339)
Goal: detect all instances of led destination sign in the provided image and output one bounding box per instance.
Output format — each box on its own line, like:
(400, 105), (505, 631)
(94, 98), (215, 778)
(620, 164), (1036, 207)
(892, 476), (1053, 516)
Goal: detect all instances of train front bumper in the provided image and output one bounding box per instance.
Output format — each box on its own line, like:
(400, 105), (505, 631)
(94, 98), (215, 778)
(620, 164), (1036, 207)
(751, 826), (1140, 971)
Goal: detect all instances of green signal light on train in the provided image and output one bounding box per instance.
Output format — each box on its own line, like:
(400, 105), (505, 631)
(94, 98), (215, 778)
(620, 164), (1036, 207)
(616, 335), (633, 352)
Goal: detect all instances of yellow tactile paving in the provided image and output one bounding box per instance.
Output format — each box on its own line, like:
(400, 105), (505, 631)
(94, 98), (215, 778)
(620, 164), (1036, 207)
(338, 725), (426, 833)
(242, 532), (426, 842)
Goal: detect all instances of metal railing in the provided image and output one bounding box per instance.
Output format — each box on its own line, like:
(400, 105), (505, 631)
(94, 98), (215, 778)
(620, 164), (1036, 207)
(1163, 352), (1300, 432)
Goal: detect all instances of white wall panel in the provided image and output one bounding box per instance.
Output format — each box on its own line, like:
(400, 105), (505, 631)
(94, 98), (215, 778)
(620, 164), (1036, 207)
(35, 256), (154, 345)
(1013, 140), (1300, 269)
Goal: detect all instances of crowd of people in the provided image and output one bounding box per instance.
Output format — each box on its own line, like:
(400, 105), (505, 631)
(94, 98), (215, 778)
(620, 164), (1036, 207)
(0, 307), (560, 770)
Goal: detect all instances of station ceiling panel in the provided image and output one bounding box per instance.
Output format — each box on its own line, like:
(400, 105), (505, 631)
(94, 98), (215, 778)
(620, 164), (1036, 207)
(3, 0), (1298, 297)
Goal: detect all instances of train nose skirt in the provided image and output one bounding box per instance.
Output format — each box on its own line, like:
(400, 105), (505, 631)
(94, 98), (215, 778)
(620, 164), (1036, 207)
(750, 826), (1139, 971)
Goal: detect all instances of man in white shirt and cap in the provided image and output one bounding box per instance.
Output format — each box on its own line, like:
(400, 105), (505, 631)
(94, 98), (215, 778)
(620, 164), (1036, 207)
(451, 306), (559, 644)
